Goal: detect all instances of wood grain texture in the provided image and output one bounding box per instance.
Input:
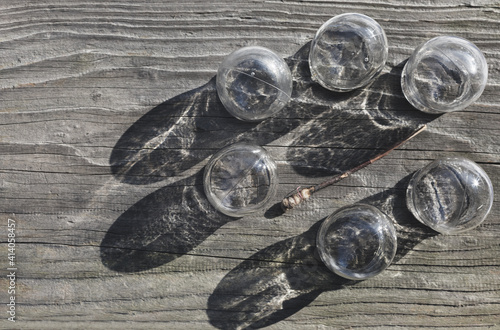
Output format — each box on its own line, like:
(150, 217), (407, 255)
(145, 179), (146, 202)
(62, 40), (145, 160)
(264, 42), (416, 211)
(0, 1), (499, 329)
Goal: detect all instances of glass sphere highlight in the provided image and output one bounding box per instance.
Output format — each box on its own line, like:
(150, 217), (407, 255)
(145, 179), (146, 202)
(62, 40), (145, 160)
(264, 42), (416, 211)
(203, 143), (278, 217)
(309, 13), (388, 92)
(402, 36), (488, 114)
(317, 204), (397, 280)
(406, 157), (494, 234)
(216, 46), (293, 122)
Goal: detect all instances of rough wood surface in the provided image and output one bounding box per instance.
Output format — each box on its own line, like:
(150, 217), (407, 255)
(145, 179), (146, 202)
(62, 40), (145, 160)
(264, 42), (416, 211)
(0, 1), (499, 329)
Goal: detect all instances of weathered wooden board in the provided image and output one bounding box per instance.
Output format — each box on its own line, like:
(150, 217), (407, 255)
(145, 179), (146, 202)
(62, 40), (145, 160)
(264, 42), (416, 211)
(0, 1), (498, 329)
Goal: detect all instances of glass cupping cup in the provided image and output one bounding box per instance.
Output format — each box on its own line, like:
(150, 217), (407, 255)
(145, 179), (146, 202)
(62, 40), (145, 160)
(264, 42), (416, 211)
(309, 13), (388, 92)
(204, 143), (278, 217)
(216, 46), (293, 121)
(406, 157), (493, 234)
(317, 204), (397, 280)
(401, 36), (488, 114)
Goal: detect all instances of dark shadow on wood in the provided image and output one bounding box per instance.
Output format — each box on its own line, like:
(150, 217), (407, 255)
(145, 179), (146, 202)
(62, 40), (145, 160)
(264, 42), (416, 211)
(263, 202), (284, 219)
(207, 221), (355, 330)
(286, 61), (439, 177)
(207, 175), (437, 329)
(358, 173), (438, 263)
(100, 171), (233, 272)
(109, 77), (255, 185)
(109, 42), (374, 185)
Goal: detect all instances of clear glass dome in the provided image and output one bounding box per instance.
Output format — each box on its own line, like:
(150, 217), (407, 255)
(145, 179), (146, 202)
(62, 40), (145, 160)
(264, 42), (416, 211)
(401, 36), (488, 114)
(216, 46), (293, 121)
(406, 157), (494, 234)
(317, 204), (397, 280)
(309, 13), (388, 92)
(203, 143), (278, 217)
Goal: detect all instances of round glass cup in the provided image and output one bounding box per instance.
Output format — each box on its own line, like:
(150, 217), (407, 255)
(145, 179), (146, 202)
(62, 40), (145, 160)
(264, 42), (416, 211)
(317, 204), (397, 280)
(216, 46), (293, 122)
(203, 143), (278, 217)
(401, 36), (488, 114)
(309, 13), (388, 92)
(406, 157), (494, 234)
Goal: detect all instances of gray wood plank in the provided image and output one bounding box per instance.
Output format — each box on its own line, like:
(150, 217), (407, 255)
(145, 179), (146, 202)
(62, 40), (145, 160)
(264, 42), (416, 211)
(0, 1), (498, 329)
